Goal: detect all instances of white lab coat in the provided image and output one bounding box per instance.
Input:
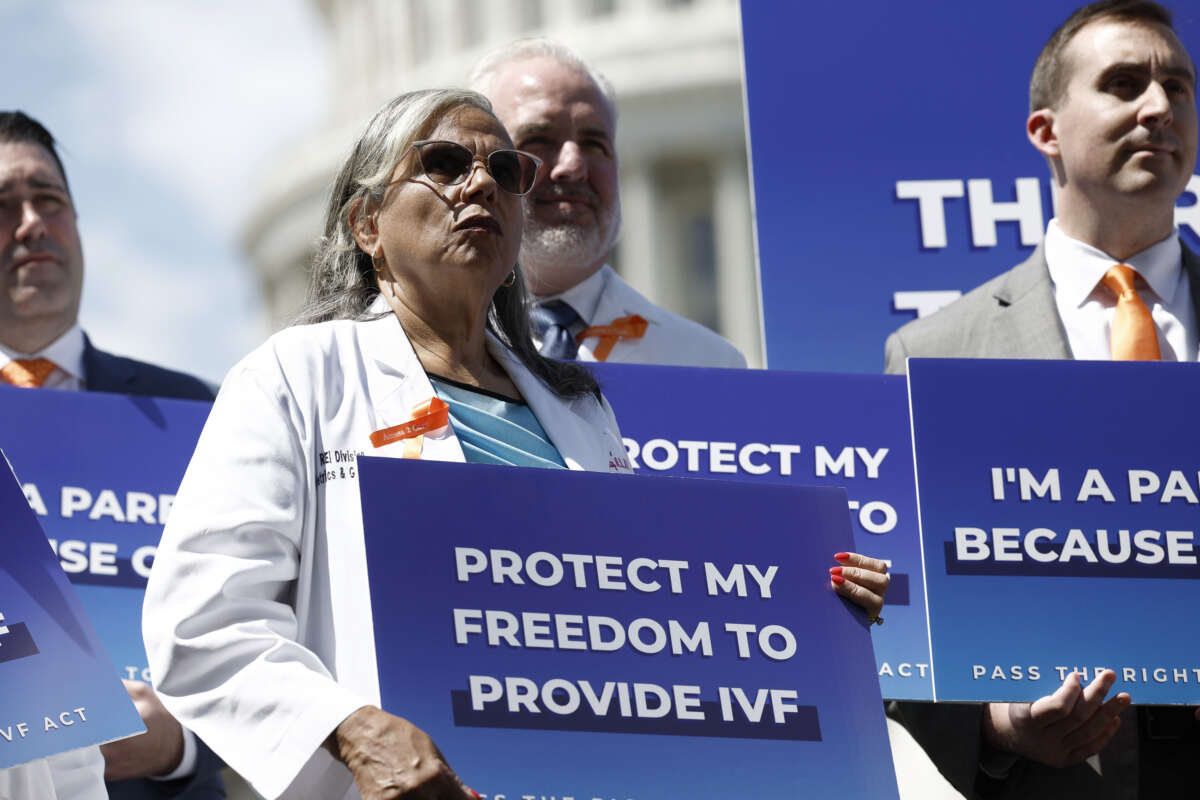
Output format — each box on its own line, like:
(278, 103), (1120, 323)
(142, 307), (633, 800)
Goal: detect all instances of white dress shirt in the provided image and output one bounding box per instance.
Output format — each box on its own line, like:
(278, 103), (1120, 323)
(1045, 219), (1198, 361)
(0, 324), (86, 389)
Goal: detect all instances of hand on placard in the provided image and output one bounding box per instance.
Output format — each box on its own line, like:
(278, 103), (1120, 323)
(830, 551), (889, 623)
(983, 670), (1130, 768)
(333, 706), (479, 800)
(99, 680), (185, 781)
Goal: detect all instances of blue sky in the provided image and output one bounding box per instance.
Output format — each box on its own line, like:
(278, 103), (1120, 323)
(1, 1), (328, 383)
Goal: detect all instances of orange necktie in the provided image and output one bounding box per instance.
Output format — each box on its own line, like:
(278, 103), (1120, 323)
(0, 358), (57, 388)
(1101, 265), (1161, 361)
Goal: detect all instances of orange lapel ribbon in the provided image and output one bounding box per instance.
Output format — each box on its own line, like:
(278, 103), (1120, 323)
(576, 314), (648, 362)
(369, 397), (450, 459)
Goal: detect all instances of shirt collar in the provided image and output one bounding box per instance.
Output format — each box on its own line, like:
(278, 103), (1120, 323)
(1044, 218), (1182, 308)
(0, 324), (86, 380)
(534, 264), (610, 325)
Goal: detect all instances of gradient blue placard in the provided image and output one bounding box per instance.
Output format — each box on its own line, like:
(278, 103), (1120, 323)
(0, 386), (210, 683)
(740, 1), (1200, 372)
(908, 358), (1200, 703)
(0, 450), (144, 768)
(591, 361), (931, 700)
(360, 457), (899, 799)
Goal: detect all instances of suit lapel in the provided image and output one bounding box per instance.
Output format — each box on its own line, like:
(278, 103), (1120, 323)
(353, 304), (621, 470)
(81, 335), (137, 393)
(992, 241), (1200, 359)
(1181, 244), (1200, 322)
(987, 247), (1072, 358)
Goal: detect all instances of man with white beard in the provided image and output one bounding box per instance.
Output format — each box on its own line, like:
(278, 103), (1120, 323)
(470, 39), (746, 368)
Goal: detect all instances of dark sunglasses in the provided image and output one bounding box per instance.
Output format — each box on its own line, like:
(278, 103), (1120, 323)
(405, 139), (542, 196)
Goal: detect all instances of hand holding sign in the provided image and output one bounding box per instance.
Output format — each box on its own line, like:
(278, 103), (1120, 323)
(99, 680), (185, 781)
(830, 552), (890, 623)
(982, 671), (1130, 769)
(332, 706), (477, 800)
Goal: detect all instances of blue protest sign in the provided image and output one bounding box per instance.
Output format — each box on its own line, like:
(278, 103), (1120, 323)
(591, 361), (931, 700)
(360, 458), (899, 799)
(0, 386), (210, 683)
(909, 358), (1200, 703)
(739, 1), (1200, 372)
(0, 450), (143, 768)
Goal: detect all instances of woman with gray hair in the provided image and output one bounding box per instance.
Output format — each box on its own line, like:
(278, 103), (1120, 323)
(142, 87), (890, 800)
(142, 88), (636, 800)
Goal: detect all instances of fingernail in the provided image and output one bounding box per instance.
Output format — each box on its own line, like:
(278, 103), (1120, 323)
(831, 574), (846, 585)
(834, 552), (850, 561)
(829, 566), (843, 576)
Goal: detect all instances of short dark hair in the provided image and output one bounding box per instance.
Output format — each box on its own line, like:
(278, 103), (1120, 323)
(1030, 1), (1178, 113)
(0, 111), (70, 195)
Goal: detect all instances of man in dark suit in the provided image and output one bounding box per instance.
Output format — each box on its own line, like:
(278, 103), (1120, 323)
(0, 110), (223, 798)
(885, 2), (1198, 797)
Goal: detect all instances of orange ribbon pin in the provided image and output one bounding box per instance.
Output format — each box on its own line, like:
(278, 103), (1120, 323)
(369, 397), (450, 458)
(576, 314), (648, 362)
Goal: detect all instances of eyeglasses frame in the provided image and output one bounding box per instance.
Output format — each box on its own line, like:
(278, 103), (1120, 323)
(402, 139), (543, 197)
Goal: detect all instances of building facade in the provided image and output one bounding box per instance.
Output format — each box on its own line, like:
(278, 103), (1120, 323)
(243, 0), (762, 365)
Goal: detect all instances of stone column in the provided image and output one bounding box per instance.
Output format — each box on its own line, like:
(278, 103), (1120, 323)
(543, 0), (588, 28)
(479, 0), (524, 50)
(713, 149), (762, 366)
(615, 158), (661, 300)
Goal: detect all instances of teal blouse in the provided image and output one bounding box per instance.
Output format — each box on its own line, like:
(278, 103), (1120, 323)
(428, 374), (567, 469)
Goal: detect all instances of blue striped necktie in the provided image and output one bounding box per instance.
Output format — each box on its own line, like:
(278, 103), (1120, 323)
(531, 300), (582, 360)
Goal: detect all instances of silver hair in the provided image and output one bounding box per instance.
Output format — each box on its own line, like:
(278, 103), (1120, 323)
(294, 87), (599, 400)
(295, 88), (489, 325)
(467, 37), (618, 121)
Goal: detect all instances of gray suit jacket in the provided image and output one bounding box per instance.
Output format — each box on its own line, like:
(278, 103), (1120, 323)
(883, 242), (1200, 799)
(885, 244), (1200, 371)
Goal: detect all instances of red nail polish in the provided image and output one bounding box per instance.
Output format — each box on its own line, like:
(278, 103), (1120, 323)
(834, 552), (850, 561)
(829, 566), (843, 576)
(831, 574), (846, 585)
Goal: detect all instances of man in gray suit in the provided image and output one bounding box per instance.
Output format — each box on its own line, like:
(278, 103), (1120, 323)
(885, 1), (1198, 797)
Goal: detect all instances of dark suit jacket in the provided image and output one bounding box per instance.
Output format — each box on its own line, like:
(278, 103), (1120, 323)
(83, 337), (215, 401)
(82, 337), (224, 799)
(883, 243), (1200, 799)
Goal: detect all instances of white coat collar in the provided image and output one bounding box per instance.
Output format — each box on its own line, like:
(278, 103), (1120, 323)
(355, 296), (623, 472)
(586, 265), (667, 330)
(356, 298), (464, 463)
(487, 337), (624, 472)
